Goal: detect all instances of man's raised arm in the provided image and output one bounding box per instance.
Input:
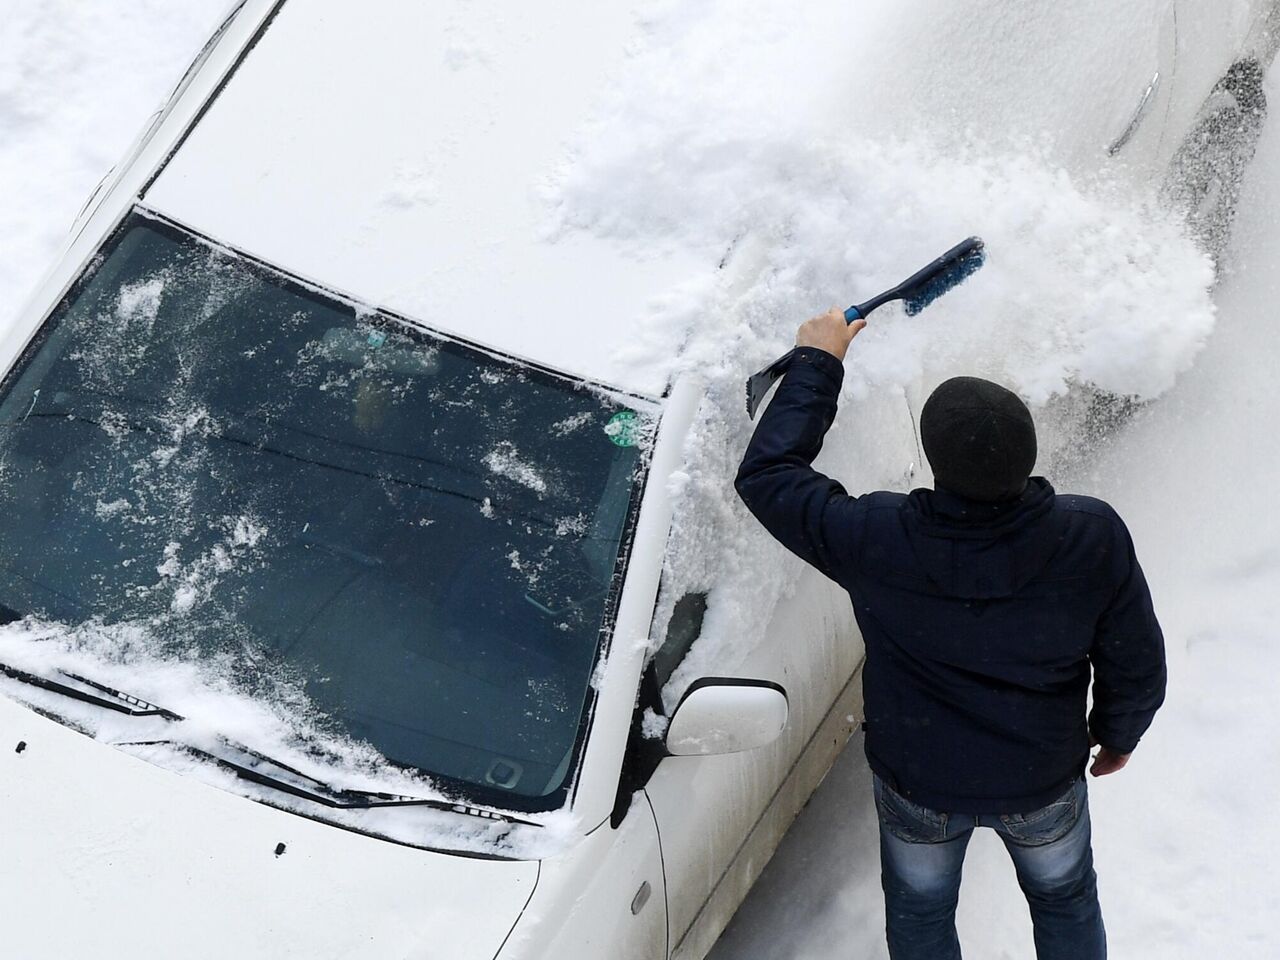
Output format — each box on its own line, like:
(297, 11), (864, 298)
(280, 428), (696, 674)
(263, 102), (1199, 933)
(734, 309), (867, 582)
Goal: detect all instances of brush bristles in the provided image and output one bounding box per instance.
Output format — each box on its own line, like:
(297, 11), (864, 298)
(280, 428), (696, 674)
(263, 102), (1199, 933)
(902, 249), (986, 317)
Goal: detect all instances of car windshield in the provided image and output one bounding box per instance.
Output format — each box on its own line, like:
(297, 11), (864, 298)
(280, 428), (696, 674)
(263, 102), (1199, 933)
(0, 210), (652, 809)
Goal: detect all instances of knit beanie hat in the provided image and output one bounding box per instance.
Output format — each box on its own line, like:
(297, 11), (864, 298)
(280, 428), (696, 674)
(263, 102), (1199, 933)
(920, 377), (1037, 502)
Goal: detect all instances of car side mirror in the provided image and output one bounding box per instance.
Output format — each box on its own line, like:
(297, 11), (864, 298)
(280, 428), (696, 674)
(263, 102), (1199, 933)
(665, 678), (789, 757)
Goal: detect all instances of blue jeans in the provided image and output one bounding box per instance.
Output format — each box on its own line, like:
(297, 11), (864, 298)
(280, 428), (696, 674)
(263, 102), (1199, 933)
(874, 774), (1105, 960)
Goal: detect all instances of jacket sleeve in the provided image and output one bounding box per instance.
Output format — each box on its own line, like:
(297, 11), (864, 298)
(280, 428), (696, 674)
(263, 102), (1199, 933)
(1088, 514), (1167, 754)
(734, 346), (865, 583)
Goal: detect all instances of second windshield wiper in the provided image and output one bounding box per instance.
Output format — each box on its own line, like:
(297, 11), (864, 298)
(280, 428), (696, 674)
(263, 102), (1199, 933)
(119, 738), (537, 824)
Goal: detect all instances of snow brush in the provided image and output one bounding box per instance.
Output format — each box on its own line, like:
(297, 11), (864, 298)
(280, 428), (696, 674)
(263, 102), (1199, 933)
(745, 236), (986, 418)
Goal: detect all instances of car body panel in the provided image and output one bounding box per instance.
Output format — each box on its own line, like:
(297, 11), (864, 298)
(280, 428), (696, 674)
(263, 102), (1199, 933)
(672, 661), (864, 960)
(142, 0), (707, 400)
(646, 568), (863, 954)
(500, 795), (666, 959)
(0, 694), (537, 960)
(567, 376), (703, 832)
(833, 0), (1180, 174)
(845, 0), (1280, 184)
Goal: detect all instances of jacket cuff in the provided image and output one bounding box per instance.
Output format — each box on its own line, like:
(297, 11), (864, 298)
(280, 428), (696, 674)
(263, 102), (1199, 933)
(785, 346), (845, 392)
(1090, 728), (1140, 755)
(1104, 738), (1140, 755)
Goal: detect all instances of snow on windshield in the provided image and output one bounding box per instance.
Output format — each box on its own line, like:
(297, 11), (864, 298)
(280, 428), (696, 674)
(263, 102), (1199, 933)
(0, 212), (650, 849)
(0, 616), (575, 859)
(540, 0), (1216, 705)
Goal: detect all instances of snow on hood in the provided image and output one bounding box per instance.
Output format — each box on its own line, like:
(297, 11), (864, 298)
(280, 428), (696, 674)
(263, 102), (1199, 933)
(0, 692), (537, 960)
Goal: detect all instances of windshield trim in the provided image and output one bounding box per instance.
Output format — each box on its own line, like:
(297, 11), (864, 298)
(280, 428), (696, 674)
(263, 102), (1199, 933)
(140, 205), (663, 410)
(0, 203), (661, 818)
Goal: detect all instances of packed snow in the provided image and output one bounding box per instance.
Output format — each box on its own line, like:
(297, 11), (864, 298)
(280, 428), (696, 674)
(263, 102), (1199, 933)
(1, 0), (1277, 956)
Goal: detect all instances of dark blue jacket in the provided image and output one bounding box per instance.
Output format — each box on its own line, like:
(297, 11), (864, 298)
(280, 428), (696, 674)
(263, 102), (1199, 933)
(735, 347), (1166, 814)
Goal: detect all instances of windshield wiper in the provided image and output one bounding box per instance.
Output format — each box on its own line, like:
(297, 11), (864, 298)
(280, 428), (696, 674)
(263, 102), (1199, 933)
(118, 737), (537, 825)
(0, 662), (183, 720)
(0, 658), (534, 826)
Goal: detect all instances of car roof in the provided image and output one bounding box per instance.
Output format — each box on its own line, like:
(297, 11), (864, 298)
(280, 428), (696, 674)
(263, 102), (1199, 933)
(142, 0), (705, 399)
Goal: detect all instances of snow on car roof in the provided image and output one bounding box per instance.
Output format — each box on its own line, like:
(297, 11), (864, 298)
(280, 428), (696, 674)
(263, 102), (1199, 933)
(142, 0), (707, 399)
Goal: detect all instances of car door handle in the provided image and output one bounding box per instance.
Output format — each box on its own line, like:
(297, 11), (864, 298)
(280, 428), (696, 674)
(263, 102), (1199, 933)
(1108, 71), (1161, 155)
(630, 880), (652, 915)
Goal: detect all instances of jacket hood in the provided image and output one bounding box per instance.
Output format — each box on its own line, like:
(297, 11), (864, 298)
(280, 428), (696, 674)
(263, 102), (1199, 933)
(903, 477), (1064, 599)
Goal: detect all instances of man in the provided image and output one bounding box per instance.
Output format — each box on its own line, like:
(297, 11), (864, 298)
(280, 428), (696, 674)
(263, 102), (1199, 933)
(735, 308), (1166, 960)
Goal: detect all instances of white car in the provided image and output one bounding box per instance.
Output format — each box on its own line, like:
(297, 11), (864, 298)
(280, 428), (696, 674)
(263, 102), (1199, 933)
(0, 3), (1274, 960)
(0, 3), (861, 959)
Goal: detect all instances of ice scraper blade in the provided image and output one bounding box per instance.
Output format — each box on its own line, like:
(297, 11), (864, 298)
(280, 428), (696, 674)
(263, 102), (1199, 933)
(744, 237), (986, 418)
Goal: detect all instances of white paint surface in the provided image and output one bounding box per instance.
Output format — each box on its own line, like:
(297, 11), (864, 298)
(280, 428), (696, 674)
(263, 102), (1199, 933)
(0, 695), (536, 959)
(144, 0), (710, 398)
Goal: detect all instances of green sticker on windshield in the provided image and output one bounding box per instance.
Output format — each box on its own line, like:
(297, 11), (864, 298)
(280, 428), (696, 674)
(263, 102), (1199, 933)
(604, 410), (641, 447)
(366, 330), (387, 348)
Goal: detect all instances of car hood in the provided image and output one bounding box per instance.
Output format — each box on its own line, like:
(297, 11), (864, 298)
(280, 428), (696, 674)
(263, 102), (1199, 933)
(0, 695), (537, 959)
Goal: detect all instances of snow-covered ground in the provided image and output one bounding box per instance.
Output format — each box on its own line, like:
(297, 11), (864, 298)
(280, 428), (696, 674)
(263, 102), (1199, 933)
(2, 2), (1277, 957)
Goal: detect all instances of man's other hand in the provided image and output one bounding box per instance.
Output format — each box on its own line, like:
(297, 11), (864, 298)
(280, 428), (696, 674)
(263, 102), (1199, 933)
(796, 307), (866, 362)
(1089, 746), (1131, 777)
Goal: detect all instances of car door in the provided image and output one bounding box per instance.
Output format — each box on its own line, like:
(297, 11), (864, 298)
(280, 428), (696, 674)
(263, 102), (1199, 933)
(642, 565), (863, 960)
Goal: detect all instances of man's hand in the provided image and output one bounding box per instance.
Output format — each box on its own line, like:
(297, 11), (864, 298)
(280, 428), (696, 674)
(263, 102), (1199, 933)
(796, 307), (867, 362)
(1089, 736), (1132, 777)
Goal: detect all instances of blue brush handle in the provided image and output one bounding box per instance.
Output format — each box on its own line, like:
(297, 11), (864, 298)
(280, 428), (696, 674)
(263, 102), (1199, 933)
(843, 305), (863, 324)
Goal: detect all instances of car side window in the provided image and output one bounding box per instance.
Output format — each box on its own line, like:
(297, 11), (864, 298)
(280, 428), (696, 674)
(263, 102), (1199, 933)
(652, 591), (708, 690)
